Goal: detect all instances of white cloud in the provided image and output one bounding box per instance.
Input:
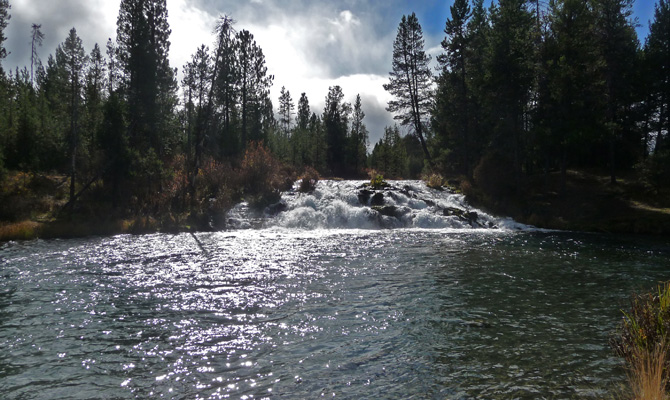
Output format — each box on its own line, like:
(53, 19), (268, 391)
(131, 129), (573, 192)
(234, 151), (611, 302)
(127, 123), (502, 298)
(168, 0), (219, 77)
(3, 0), (400, 145)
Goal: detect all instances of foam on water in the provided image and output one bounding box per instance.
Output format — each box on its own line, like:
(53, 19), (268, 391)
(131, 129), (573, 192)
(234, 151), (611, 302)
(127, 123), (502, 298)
(227, 179), (529, 231)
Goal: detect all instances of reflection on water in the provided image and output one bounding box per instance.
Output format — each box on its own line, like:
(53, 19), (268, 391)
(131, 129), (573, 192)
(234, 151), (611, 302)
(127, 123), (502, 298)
(0, 230), (668, 399)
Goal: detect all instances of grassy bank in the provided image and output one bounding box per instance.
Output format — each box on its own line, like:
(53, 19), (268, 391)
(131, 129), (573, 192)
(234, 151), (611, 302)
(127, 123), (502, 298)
(0, 145), (301, 242)
(462, 169), (670, 235)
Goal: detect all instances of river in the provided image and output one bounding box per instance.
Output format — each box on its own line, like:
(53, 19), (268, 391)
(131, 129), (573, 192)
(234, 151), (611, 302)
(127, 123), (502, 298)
(1, 181), (668, 399)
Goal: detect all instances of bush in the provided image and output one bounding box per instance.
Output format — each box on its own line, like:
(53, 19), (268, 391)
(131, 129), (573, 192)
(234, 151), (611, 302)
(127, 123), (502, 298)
(612, 282), (670, 357)
(424, 173), (444, 189)
(298, 166), (319, 193)
(611, 282), (670, 395)
(460, 180), (474, 197)
(370, 174), (386, 189)
(240, 141), (287, 209)
(196, 157), (236, 215)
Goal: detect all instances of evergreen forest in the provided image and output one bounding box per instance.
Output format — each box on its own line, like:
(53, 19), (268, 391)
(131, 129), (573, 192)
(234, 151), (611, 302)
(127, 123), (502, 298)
(0, 0), (669, 235)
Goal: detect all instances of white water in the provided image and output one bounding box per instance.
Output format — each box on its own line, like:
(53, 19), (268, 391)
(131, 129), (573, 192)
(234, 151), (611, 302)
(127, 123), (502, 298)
(227, 180), (528, 231)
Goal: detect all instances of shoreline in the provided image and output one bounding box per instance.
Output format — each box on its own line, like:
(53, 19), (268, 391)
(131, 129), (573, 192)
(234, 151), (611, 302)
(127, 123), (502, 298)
(2, 173), (669, 243)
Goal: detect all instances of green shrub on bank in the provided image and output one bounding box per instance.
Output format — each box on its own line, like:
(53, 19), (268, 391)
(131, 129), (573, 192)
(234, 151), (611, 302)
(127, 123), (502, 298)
(612, 282), (670, 357)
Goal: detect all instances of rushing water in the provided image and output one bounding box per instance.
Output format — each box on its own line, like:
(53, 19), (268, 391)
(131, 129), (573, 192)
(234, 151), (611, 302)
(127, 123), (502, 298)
(1, 181), (669, 399)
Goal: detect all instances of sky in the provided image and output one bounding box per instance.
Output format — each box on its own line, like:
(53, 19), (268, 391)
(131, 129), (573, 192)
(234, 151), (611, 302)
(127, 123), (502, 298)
(1, 0), (658, 146)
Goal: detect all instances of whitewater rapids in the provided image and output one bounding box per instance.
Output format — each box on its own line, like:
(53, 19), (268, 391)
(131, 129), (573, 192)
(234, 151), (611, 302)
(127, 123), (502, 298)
(226, 180), (527, 231)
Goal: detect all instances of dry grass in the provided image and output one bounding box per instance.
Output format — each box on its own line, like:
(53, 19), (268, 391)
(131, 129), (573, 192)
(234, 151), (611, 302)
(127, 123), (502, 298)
(0, 220), (41, 241)
(423, 173), (444, 189)
(626, 343), (669, 400)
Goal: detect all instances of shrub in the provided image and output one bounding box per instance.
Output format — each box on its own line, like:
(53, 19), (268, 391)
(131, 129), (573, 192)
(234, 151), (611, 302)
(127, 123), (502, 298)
(424, 173), (444, 189)
(371, 174), (386, 189)
(298, 166), (319, 193)
(367, 169), (387, 189)
(196, 157), (236, 214)
(241, 141), (278, 194)
(612, 282), (670, 395)
(460, 180), (474, 197)
(240, 141), (287, 209)
(636, 149), (670, 193)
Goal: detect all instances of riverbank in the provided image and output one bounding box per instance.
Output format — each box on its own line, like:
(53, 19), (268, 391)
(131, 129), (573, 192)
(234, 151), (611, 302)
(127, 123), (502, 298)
(2, 168), (669, 242)
(463, 169), (670, 235)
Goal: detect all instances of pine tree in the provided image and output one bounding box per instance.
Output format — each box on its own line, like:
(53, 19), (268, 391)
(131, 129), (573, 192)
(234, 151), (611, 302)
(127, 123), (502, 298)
(434, 0), (472, 176)
(645, 0), (670, 155)
(290, 92), (311, 166)
(384, 13), (434, 167)
(297, 93), (310, 131)
(308, 112), (326, 172)
(83, 43), (106, 165)
(465, 0), (492, 167)
(349, 94), (368, 175)
(0, 0), (10, 72)
(276, 86), (294, 161)
(0, 0), (10, 174)
(30, 24), (45, 86)
(182, 44), (211, 181)
(370, 125), (406, 178)
(116, 0), (176, 157)
(212, 16), (239, 158)
(544, 0), (602, 192)
(641, 0), (670, 189)
(56, 28), (87, 202)
(592, 0), (639, 184)
(323, 85), (350, 176)
(105, 38), (119, 95)
(486, 0), (536, 190)
(237, 29), (273, 147)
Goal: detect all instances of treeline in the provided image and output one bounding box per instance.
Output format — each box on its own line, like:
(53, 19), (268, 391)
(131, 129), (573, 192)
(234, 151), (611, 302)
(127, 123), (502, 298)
(0, 0), (374, 222)
(428, 0), (669, 194)
(0, 0), (669, 224)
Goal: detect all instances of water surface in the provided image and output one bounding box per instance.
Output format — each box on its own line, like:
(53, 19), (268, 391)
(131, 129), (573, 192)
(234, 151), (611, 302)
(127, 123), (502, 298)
(1, 228), (668, 399)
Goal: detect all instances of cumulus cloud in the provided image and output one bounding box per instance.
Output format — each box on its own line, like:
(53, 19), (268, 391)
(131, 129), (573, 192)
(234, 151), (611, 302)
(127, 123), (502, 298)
(2, 0), (449, 145)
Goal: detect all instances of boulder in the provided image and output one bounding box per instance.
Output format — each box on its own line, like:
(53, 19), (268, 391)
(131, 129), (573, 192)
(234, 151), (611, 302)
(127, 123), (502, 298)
(372, 205), (409, 219)
(443, 207), (466, 218)
(370, 192), (385, 206)
(266, 201), (288, 216)
(358, 189), (374, 205)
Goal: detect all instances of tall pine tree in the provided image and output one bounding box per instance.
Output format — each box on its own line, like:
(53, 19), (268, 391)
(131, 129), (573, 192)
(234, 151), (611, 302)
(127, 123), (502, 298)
(116, 0), (177, 158)
(384, 13), (434, 167)
(55, 28), (87, 202)
(434, 0), (472, 176)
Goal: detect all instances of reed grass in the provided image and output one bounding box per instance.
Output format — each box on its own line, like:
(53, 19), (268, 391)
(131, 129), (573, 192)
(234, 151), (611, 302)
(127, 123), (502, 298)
(626, 343), (668, 400)
(613, 282), (670, 400)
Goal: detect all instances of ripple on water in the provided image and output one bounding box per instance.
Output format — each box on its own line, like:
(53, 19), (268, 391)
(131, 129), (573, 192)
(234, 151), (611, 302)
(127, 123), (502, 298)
(0, 230), (668, 398)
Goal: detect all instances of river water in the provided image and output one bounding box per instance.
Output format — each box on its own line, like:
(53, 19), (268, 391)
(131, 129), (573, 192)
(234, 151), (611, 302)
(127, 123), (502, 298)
(1, 181), (669, 399)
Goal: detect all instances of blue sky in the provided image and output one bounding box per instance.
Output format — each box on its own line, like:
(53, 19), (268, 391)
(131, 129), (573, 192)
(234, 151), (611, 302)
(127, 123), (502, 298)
(2, 0), (659, 145)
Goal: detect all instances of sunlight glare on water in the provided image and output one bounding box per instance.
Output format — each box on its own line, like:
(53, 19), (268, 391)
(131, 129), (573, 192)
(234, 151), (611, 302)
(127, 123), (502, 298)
(1, 188), (669, 398)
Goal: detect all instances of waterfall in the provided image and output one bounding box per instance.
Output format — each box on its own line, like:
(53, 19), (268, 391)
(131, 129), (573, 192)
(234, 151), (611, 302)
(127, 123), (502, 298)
(226, 180), (528, 230)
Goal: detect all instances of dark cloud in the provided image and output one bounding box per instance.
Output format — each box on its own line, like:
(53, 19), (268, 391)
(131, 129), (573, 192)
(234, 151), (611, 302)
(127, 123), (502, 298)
(4, 0), (115, 73)
(0, 0), (440, 148)
(359, 92), (394, 146)
(188, 0), (443, 79)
